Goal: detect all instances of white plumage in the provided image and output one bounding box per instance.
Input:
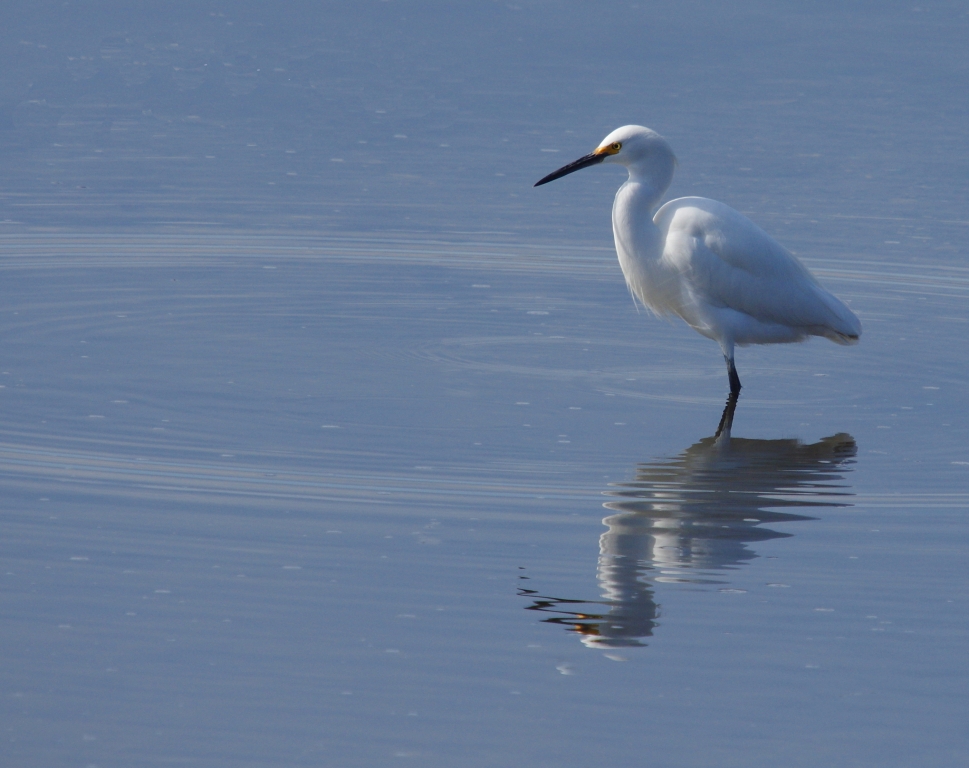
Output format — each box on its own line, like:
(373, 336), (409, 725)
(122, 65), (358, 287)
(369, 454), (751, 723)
(535, 125), (860, 394)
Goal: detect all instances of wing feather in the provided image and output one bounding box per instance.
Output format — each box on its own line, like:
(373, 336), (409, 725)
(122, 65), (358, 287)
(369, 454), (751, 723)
(655, 197), (860, 338)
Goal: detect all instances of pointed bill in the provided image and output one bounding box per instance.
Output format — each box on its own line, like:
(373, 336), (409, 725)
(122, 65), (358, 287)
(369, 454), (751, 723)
(534, 151), (608, 187)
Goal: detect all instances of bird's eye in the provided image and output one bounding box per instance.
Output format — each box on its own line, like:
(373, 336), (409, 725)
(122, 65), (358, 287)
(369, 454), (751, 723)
(611, 142), (621, 151)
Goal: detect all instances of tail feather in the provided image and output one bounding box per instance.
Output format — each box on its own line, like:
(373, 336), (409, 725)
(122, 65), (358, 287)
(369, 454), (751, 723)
(814, 285), (862, 343)
(827, 330), (860, 346)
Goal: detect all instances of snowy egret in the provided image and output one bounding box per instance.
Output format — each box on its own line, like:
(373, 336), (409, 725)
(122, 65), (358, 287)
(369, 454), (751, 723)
(535, 125), (861, 395)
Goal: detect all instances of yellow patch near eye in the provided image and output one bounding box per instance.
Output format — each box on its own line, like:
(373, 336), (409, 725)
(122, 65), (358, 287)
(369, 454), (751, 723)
(595, 142), (622, 156)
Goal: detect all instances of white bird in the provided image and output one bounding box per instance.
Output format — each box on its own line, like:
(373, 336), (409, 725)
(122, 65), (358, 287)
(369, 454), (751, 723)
(535, 125), (861, 395)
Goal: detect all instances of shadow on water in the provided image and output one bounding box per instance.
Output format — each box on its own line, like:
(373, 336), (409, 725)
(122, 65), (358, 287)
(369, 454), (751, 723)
(521, 397), (857, 650)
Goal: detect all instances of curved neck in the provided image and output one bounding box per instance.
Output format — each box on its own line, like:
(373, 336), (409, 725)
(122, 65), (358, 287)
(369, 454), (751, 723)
(624, 166), (670, 213)
(612, 180), (664, 270)
(613, 180), (663, 235)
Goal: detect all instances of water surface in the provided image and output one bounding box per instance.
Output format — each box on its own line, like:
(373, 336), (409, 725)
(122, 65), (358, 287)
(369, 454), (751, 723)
(2, 3), (968, 767)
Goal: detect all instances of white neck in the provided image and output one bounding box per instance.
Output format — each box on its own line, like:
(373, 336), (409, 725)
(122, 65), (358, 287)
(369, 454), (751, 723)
(611, 179), (679, 316)
(613, 180), (663, 258)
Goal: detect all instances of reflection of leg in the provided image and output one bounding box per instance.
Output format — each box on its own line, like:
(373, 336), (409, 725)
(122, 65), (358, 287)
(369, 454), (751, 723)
(725, 354), (742, 395)
(715, 391), (740, 439)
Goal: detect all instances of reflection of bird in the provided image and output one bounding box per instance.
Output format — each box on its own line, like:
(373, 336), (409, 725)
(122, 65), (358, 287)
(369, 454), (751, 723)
(603, 430), (857, 579)
(522, 422), (857, 650)
(535, 125), (861, 395)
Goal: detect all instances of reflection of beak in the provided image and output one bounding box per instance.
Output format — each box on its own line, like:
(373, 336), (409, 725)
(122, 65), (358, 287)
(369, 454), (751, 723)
(534, 150), (607, 186)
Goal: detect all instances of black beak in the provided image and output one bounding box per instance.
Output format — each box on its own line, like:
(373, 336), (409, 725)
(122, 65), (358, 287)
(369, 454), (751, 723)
(534, 151), (606, 187)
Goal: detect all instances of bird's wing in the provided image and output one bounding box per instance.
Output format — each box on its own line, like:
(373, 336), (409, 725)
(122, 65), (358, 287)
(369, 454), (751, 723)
(655, 197), (859, 335)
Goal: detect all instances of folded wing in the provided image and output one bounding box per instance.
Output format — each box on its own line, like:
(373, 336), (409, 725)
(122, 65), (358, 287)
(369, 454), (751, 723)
(655, 197), (861, 342)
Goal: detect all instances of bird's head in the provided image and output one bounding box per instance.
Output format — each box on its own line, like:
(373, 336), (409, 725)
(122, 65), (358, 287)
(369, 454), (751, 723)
(534, 125), (676, 189)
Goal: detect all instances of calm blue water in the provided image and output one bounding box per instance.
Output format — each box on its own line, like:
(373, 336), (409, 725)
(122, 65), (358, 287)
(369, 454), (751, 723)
(1, 3), (968, 767)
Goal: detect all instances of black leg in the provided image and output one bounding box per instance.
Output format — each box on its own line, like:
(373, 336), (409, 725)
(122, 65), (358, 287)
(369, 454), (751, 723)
(715, 391), (740, 439)
(725, 355), (742, 396)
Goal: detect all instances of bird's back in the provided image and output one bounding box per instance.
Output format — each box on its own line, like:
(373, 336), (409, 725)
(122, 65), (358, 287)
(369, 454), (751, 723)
(651, 196), (861, 345)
